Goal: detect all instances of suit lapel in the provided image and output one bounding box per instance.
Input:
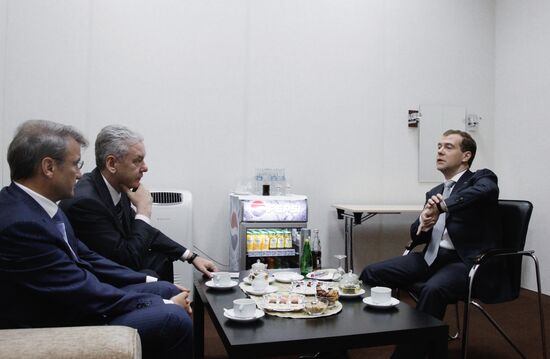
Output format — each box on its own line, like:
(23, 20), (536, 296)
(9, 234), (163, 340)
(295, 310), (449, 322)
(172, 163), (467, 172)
(10, 184), (80, 261)
(90, 168), (127, 235)
(451, 169), (474, 194)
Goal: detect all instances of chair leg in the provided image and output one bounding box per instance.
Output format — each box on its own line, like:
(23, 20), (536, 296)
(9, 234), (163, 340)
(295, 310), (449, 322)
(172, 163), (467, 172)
(461, 264), (478, 359)
(471, 301), (526, 358)
(528, 253), (548, 359)
(449, 302), (460, 340)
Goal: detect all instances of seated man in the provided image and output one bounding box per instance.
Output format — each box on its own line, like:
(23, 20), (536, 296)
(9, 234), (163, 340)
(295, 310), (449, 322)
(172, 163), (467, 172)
(360, 129), (500, 358)
(60, 125), (216, 282)
(0, 120), (192, 359)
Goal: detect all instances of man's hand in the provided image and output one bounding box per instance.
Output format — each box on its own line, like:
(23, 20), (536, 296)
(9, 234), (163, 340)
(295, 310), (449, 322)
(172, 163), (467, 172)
(122, 184), (152, 218)
(416, 200), (441, 235)
(192, 256), (217, 278)
(170, 288), (192, 315)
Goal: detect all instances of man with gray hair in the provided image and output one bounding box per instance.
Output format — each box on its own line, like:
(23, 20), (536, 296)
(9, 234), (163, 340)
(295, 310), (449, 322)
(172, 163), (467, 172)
(0, 120), (193, 358)
(60, 125), (216, 282)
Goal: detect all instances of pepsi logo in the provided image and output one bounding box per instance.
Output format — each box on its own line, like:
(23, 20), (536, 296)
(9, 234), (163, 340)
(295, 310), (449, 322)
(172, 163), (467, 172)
(251, 200), (266, 217)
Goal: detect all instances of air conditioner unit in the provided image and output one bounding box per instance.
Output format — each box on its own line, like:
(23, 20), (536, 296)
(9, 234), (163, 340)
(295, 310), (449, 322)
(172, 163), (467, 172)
(150, 190), (193, 293)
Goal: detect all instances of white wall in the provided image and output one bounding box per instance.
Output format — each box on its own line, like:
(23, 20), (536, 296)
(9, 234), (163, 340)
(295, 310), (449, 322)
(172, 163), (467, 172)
(495, 0), (550, 292)
(0, 1), (503, 287)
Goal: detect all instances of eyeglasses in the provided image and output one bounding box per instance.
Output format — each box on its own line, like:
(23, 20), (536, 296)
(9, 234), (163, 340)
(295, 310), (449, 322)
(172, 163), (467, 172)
(53, 157), (84, 169)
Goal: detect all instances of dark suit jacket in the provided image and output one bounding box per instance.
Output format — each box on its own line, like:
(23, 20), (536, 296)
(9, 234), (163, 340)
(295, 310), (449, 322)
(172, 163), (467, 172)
(59, 168), (186, 275)
(0, 183), (165, 328)
(410, 169), (501, 268)
(410, 169), (505, 302)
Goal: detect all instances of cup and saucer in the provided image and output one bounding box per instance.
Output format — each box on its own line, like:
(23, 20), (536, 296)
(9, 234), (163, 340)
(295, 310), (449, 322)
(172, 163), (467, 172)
(206, 272), (238, 290)
(363, 286), (400, 308)
(224, 298), (265, 322)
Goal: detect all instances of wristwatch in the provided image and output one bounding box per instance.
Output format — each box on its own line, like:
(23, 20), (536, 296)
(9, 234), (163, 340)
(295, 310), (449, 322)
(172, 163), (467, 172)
(187, 252), (198, 264)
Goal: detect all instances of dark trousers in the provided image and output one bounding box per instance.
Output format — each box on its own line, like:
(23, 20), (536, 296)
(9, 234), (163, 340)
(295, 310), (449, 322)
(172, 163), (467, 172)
(361, 249), (469, 358)
(360, 248), (468, 320)
(108, 281), (191, 359)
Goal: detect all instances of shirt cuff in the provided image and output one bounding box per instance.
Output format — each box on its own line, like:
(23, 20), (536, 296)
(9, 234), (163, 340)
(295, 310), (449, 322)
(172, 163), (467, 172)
(180, 249), (192, 261)
(135, 214), (151, 225)
(163, 299), (175, 304)
(146, 275), (158, 283)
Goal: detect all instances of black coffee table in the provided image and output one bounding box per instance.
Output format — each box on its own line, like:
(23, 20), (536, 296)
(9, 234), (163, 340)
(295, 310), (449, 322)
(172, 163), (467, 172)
(193, 272), (448, 358)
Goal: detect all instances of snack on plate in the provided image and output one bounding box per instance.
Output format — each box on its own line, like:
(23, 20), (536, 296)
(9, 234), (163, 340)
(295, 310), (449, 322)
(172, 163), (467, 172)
(304, 298), (329, 316)
(262, 292), (305, 311)
(316, 283), (339, 306)
(340, 284), (360, 294)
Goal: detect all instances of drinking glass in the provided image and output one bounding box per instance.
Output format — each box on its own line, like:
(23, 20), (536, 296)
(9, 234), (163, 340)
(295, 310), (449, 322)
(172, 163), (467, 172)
(332, 254), (347, 281)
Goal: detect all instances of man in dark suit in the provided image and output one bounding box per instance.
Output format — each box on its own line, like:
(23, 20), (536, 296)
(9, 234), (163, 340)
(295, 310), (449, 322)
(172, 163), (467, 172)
(0, 120), (193, 359)
(360, 129), (500, 357)
(60, 125), (216, 282)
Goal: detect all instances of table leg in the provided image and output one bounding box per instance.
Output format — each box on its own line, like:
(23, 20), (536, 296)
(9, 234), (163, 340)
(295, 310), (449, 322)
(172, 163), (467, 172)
(344, 216), (350, 272)
(193, 284), (204, 359)
(431, 327), (448, 359)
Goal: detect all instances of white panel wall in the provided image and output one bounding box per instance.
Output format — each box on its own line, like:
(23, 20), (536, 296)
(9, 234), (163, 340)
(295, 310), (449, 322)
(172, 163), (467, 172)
(0, 0), (507, 289)
(1, 0), (90, 183)
(495, 0), (550, 292)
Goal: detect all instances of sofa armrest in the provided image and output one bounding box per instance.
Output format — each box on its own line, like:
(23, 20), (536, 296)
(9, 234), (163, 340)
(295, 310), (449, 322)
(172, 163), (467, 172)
(0, 325), (141, 359)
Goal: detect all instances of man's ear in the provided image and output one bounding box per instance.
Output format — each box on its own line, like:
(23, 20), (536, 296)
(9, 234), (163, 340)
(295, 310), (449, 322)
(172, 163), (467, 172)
(462, 151), (472, 164)
(105, 155), (118, 174)
(41, 157), (56, 178)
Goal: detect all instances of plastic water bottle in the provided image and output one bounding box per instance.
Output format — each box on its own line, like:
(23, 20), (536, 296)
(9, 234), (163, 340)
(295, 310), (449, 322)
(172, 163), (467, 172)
(255, 169), (263, 195)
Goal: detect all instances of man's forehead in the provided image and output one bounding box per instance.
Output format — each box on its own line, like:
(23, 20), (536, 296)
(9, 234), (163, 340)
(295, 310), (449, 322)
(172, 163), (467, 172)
(127, 142), (146, 156)
(439, 134), (462, 145)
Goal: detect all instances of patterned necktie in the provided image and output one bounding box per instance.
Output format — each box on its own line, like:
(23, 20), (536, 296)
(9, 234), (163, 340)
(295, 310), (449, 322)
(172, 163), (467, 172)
(53, 210), (77, 259)
(115, 201), (124, 223)
(424, 180), (456, 265)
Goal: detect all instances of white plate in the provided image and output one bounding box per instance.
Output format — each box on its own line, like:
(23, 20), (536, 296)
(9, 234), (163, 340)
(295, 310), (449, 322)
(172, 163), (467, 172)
(224, 308), (265, 322)
(205, 280), (238, 290)
(242, 276), (275, 285)
(242, 285), (278, 296)
(273, 272), (304, 283)
(306, 269), (337, 281)
(362, 296), (400, 308)
(338, 288), (366, 298)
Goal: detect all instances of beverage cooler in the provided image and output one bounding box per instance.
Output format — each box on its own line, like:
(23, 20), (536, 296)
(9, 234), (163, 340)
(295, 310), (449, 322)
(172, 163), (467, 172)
(229, 194), (308, 271)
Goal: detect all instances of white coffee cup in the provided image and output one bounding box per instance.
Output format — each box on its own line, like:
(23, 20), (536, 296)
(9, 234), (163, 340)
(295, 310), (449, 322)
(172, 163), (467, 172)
(233, 298), (256, 318)
(251, 277), (268, 292)
(370, 286), (392, 304)
(212, 272), (232, 286)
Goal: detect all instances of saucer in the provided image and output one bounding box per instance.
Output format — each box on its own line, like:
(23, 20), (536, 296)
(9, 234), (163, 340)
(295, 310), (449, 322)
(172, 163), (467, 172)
(273, 272), (304, 283)
(338, 288), (366, 298)
(205, 280), (238, 290)
(242, 285), (278, 296)
(224, 308), (265, 322)
(242, 276), (275, 285)
(362, 296), (400, 308)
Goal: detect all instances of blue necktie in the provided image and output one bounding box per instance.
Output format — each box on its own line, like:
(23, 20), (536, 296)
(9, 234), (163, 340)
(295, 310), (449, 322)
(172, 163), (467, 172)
(424, 180), (455, 266)
(53, 210), (77, 258)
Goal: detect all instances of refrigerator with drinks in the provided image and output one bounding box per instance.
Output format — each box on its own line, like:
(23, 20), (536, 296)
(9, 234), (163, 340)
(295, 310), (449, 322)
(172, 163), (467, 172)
(229, 194), (308, 271)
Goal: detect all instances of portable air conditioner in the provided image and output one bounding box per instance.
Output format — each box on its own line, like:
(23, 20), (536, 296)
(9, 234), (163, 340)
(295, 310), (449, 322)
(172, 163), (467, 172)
(150, 190), (193, 293)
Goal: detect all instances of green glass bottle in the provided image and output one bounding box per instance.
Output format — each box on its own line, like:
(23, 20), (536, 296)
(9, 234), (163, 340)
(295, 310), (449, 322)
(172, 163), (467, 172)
(300, 237), (313, 275)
